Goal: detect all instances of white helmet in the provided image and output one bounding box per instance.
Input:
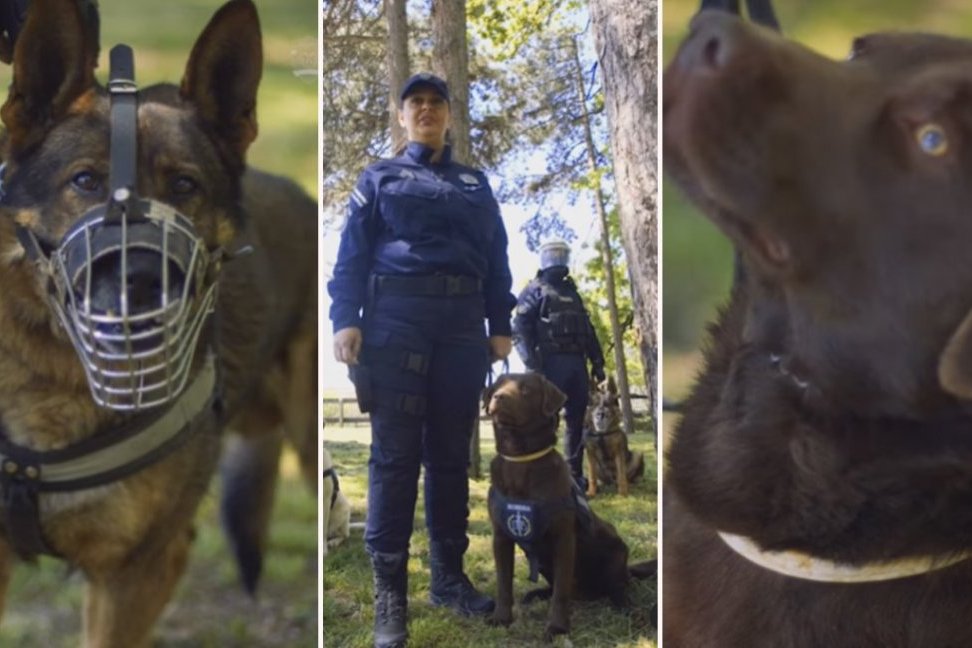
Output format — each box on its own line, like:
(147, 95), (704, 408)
(539, 238), (570, 270)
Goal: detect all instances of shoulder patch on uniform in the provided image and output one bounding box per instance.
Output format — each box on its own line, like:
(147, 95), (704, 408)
(399, 169), (416, 180)
(459, 173), (480, 186)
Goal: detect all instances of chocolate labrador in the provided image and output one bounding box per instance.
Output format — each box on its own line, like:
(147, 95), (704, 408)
(664, 6), (972, 648)
(483, 372), (654, 639)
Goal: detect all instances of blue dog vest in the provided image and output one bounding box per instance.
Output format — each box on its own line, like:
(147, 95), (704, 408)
(488, 479), (593, 582)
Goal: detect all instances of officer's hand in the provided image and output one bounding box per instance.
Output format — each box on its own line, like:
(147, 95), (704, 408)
(592, 364), (606, 383)
(334, 327), (363, 365)
(489, 336), (512, 362)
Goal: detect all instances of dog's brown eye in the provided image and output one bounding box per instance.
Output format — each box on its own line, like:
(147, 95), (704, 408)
(71, 171), (101, 193)
(916, 123), (948, 156)
(171, 175), (198, 196)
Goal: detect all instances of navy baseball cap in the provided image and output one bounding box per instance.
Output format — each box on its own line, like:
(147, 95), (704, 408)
(399, 73), (450, 103)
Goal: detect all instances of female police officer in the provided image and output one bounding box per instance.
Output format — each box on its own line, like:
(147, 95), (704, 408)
(329, 73), (515, 648)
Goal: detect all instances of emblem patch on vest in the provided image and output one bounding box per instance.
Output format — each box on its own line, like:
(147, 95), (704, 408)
(459, 173), (480, 186)
(503, 502), (536, 541)
(399, 169), (416, 179)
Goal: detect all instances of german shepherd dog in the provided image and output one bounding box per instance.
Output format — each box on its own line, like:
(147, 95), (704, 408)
(0, 0), (317, 645)
(583, 376), (644, 497)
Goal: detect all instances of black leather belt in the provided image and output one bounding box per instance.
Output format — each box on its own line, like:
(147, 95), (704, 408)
(374, 274), (482, 297)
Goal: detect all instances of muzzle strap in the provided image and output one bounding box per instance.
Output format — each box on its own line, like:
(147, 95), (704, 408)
(107, 44), (137, 201)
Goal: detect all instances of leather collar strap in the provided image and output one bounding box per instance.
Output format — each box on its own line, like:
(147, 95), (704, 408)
(718, 531), (972, 583)
(0, 355), (218, 560)
(500, 445), (556, 463)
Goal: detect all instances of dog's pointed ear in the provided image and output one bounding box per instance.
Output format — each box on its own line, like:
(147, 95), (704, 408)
(1, 0), (97, 152)
(939, 308), (972, 399)
(606, 376), (618, 395)
(181, 0), (262, 161)
(540, 376), (567, 418)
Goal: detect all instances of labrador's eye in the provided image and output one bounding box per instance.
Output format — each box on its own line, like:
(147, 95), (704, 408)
(916, 123), (948, 157)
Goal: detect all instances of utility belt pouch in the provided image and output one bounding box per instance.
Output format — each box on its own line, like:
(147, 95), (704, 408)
(349, 364), (374, 414)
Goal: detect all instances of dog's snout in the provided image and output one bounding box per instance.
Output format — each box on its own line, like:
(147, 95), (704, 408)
(678, 11), (745, 74)
(88, 250), (186, 314)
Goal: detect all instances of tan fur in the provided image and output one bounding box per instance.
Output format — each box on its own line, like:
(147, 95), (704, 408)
(583, 377), (644, 498)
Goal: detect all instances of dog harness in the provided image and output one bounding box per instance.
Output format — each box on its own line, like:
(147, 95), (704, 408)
(323, 467), (341, 510)
(0, 355), (221, 561)
(488, 475), (593, 583)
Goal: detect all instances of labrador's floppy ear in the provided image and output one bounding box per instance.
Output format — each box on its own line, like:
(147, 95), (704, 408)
(939, 308), (972, 399)
(540, 375), (567, 418)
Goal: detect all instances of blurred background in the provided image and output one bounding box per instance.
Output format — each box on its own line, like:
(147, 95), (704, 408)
(0, 1), (318, 646)
(661, 0), (972, 424)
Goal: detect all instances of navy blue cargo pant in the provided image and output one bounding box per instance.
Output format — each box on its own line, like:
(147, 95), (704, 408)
(539, 352), (589, 478)
(361, 293), (490, 554)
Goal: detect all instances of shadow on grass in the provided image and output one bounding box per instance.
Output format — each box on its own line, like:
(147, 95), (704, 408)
(324, 433), (657, 648)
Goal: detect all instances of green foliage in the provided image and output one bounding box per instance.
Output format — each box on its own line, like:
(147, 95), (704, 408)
(576, 207), (645, 392)
(324, 432), (656, 648)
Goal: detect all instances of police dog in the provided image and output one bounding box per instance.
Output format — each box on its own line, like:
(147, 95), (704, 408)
(483, 373), (654, 639)
(0, 1), (317, 645)
(322, 446), (351, 557)
(583, 376), (644, 497)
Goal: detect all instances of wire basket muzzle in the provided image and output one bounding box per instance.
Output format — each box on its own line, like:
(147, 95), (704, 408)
(49, 199), (218, 411)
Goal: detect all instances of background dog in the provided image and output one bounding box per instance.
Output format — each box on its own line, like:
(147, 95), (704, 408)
(665, 4), (972, 646)
(323, 446), (351, 557)
(583, 376), (645, 497)
(0, 1), (317, 645)
(484, 373), (654, 640)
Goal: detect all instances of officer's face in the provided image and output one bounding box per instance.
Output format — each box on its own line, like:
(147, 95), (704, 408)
(398, 87), (450, 149)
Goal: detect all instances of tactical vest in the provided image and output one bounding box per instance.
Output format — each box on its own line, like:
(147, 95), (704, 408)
(537, 280), (587, 354)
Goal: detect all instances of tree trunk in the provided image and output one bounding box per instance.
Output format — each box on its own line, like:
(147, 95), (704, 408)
(430, 0), (481, 477)
(569, 37), (636, 437)
(431, 0), (471, 165)
(385, 0), (409, 152)
(589, 0), (658, 436)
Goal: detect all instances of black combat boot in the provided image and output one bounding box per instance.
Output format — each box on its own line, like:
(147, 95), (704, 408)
(428, 538), (495, 616)
(369, 549), (408, 648)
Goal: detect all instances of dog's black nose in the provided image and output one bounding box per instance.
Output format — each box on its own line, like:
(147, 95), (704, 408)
(678, 10), (745, 73)
(87, 249), (187, 315)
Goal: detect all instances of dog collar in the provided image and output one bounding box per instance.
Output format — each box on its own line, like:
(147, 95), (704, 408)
(500, 445), (556, 463)
(718, 531), (972, 583)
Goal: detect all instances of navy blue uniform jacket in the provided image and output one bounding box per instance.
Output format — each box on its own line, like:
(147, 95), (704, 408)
(328, 142), (516, 336)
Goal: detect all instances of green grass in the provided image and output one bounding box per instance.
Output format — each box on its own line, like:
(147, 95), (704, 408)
(324, 428), (657, 648)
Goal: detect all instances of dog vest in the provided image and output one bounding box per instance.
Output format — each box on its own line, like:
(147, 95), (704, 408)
(488, 479), (594, 582)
